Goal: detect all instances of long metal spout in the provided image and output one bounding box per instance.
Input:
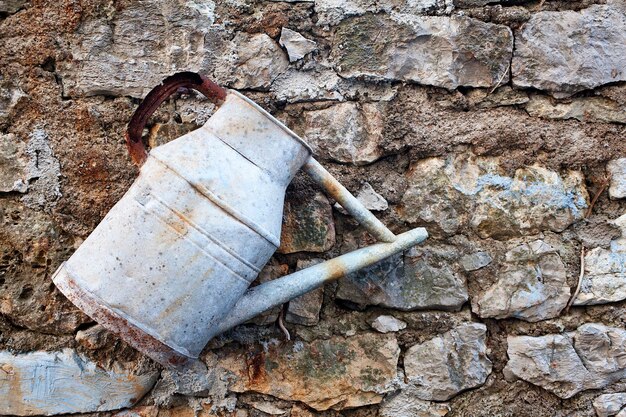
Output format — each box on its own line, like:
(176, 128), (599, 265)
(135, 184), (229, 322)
(213, 227), (428, 335)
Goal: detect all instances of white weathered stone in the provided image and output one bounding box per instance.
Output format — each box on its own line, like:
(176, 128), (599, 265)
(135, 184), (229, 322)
(473, 240), (570, 322)
(219, 333), (400, 410)
(0, 349), (158, 416)
(356, 182), (388, 211)
(301, 102), (384, 165)
(279, 28), (317, 62)
(332, 14), (512, 89)
(512, 5), (626, 97)
(459, 251), (492, 272)
(58, 0), (223, 97)
(608, 158), (626, 199)
(314, 0), (454, 27)
(227, 32), (289, 90)
(371, 315), (407, 333)
(0, 130), (61, 205)
(286, 259), (324, 326)
(404, 323), (492, 401)
(337, 245), (468, 311)
(504, 323), (626, 398)
(271, 68), (343, 103)
(525, 95), (626, 124)
(574, 214), (626, 306)
(21, 129), (61, 209)
(594, 393), (626, 417)
(401, 154), (589, 238)
(380, 386), (450, 417)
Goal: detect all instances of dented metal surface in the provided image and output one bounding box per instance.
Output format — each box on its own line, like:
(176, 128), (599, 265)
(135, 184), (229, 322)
(52, 72), (428, 369)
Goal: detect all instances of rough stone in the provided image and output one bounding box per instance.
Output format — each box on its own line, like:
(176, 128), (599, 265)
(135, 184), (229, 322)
(300, 102), (384, 165)
(20, 129), (61, 209)
(356, 182), (388, 211)
(380, 386), (450, 417)
(219, 333), (400, 410)
(279, 28), (316, 62)
(404, 323), (492, 401)
(608, 158), (626, 199)
(336, 244), (468, 311)
(0, 200), (90, 334)
(371, 315), (407, 333)
(574, 214), (626, 306)
(505, 323), (626, 399)
(285, 259), (324, 326)
(332, 14), (512, 89)
(512, 5), (626, 97)
(0, 80), (27, 125)
(525, 95), (626, 124)
(314, 0), (454, 27)
(227, 33), (289, 90)
(0, 349), (158, 416)
(57, 0), (224, 97)
(0, 133), (28, 193)
(473, 240), (570, 322)
(594, 393), (626, 417)
(400, 154), (589, 238)
(278, 191), (335, 254)
(459, 251), (492, 272)
(271, 68), (343, 103)
(0, 0), (27, 13)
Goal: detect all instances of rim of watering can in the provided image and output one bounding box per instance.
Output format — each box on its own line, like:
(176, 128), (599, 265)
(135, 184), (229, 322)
(227, 89), (313, 154)
(53, 263), (197, 369)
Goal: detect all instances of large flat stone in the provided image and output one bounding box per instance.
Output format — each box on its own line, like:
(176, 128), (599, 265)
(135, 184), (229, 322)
(0, 349), (158, 415)
(331, 14), (512, 89)
(404, 323), (492, 401)
(400, 153), (588, 238)
(472, 240), (570, 322)
(226, 33), (289, 90)
(512, 5), (626, 97)
(57, 0), (226, 98)
(218, 333), (400, 410)
(300, 102), (384, 165)
(336, 244), (468, 311)
(504, 323), (626, 398)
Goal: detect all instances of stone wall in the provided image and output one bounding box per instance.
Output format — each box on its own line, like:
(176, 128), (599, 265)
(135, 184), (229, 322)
(0, 0), (625, 416)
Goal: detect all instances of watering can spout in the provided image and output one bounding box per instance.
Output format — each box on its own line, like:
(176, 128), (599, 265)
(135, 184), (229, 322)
(214, 227), (428, 336)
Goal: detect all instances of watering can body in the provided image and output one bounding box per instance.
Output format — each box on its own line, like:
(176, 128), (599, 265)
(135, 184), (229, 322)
(52, 73), (428, 369)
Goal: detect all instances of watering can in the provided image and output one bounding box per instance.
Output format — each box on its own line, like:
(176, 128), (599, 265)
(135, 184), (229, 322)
(52, 72), (428, 369)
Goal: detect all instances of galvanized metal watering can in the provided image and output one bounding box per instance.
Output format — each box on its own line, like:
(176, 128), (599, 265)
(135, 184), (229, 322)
(52, 72), (428, 369)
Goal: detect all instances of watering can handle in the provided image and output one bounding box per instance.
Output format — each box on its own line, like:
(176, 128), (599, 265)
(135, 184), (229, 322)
(125, 72), (227, 165)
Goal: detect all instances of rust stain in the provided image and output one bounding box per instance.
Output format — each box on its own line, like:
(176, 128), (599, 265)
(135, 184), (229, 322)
(244, 350), (268, 388)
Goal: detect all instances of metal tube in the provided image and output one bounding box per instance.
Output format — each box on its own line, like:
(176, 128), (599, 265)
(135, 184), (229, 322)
(215, 227), (428, 334)
(303, 157), (397, 243)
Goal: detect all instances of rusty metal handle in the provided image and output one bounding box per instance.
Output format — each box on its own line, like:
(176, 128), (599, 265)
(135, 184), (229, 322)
(125, 72), (227, 165)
